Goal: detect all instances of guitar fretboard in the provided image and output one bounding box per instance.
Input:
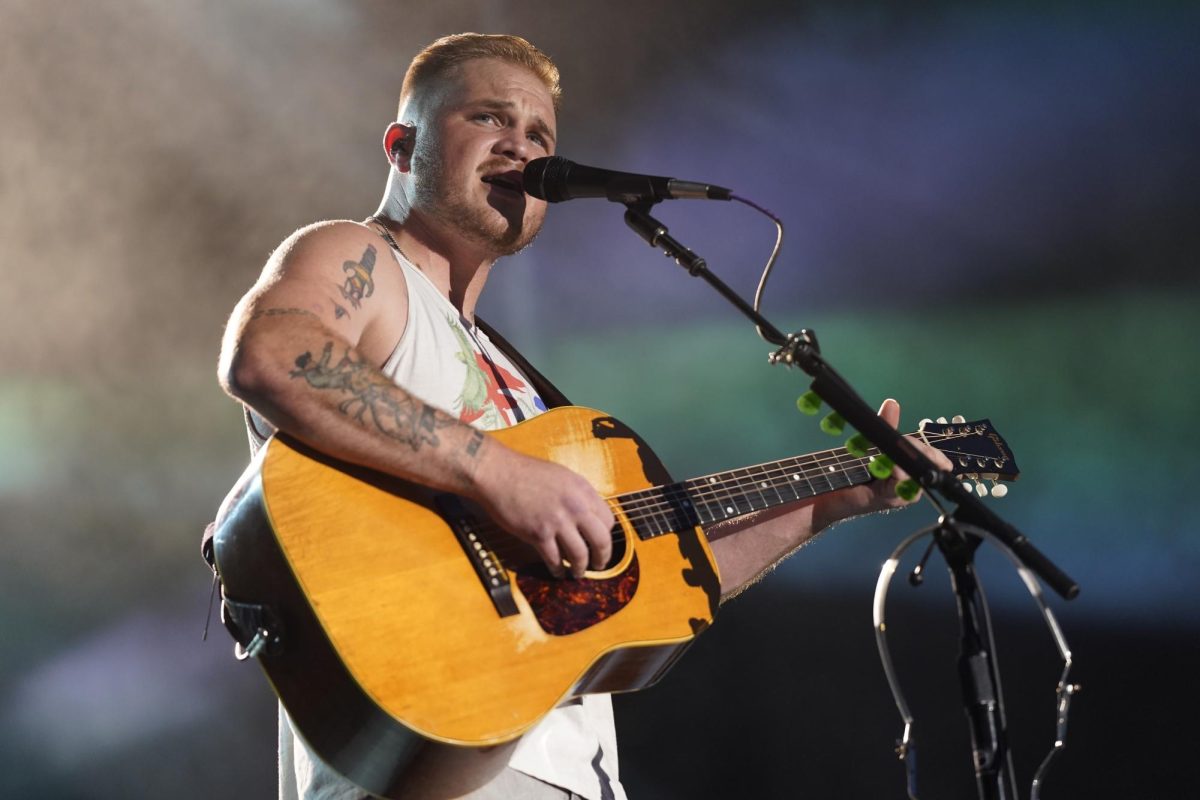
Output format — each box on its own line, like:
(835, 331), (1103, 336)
(613, 445), (883, 540)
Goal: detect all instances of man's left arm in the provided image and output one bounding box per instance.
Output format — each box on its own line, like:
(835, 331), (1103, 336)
(707, 399), (952, 601)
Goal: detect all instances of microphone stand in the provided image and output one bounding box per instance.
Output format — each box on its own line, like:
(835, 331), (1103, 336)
(622, 200), (1079, 799)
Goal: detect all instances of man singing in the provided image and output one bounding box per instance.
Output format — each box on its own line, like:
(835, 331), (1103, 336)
(218, 32), (945, 800)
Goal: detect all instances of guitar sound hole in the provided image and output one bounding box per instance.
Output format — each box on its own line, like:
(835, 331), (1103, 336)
(514, 554), (640, 636)
(602, 529), (627, 571)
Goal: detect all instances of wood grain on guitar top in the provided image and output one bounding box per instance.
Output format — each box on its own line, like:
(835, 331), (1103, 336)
(258, 406), (722, 746)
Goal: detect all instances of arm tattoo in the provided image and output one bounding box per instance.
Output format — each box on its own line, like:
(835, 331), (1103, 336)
(466, 429), (484, 457)
(340, 244), (377, 310)
(290, 341), (455, 451)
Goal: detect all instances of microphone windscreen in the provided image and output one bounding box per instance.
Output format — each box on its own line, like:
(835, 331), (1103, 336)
(523, 156), (573, 202)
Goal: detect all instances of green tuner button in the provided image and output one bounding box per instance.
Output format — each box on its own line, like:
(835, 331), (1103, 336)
(820, 412), (846, 435)
(868, 454), (894, 479)
(895, 479), (920, 501)
(796, 390), (822, 415)
(845, 432), (870, 457)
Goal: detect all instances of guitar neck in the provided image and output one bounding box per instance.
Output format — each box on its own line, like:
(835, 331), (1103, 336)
(614, 440), (896, 541)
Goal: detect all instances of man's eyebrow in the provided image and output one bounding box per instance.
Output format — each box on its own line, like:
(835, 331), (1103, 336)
(474, 98), (556, 145)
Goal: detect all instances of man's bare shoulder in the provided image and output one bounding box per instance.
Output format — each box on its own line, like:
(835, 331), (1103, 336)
(237, 218), (406, 356)
(269, 219), (384, 274)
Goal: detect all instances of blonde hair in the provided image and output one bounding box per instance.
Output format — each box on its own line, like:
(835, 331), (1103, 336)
(399, 33), (562, 116)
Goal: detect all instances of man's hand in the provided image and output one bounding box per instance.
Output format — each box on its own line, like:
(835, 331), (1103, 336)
(470, 444), (615, 579)
(812, 398), (955, 531)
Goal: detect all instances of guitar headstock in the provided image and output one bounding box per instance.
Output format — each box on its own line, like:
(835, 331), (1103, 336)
(920, 416), (1019, 497)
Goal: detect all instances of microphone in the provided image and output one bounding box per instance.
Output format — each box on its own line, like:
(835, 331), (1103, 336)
(523, 156), (732, 204)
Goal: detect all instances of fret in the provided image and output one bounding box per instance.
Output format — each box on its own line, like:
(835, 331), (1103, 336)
(645, 501), (669, 537)
(844, 463), (873, 487)
(620, 483), (710, 540)
(703, 474), (738, 523)
(622, 490), (662, 539)
(826, 458), (864, 491)
(770, 459), (803, 504)
(741, 465), (773, 511)
(618, 444), (901, 541)
(729, 472), (758, 516)
(601, 425), (1011, 547)
(782, 456), (819, 501)
(693, 501), (718, 526)
(756, 461), (790, 509)
(807, 456), (839, 495)
(708, 475), (743, 521)
(684, 476), (724, 525)
(662, 484), (703, 532)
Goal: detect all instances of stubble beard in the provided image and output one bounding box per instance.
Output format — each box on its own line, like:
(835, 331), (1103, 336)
(411, 140), (543, 258)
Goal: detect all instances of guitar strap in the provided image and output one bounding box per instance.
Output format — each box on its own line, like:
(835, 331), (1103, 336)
(200, 321), (571, 573)
(474, 317), (572, 410)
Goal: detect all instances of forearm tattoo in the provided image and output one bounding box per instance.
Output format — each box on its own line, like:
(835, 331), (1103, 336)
(291, 341), (455, 452)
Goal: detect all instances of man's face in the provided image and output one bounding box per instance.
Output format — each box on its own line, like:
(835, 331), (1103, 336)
(409, 58), (557, 257)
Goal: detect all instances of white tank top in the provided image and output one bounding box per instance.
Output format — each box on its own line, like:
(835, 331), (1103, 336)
(379, 251), (547, 428)
(279, 243), (625, 800)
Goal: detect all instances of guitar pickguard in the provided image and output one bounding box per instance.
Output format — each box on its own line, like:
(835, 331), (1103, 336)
(514, 557), (640, 636)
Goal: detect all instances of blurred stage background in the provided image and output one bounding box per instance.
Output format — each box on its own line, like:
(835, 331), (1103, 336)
(2, 1), (1198, 797)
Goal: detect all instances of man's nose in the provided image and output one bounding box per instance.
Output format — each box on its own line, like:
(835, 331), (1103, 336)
(493, 129), (532, 162)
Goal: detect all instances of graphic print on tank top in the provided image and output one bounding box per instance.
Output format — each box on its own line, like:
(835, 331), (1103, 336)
(446, 313), (548, 428)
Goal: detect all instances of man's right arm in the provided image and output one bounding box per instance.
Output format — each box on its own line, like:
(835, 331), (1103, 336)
(219, 220), (488, 499)
(218, 221), (613, 576)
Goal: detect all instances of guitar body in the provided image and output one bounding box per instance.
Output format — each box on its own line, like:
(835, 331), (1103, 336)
(213, 406), (721, 797)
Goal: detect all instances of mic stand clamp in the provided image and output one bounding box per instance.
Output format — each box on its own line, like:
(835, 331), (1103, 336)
(768, 329), (821, 365)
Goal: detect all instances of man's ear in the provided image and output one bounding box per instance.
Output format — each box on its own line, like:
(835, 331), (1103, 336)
(383, 123), (416, 170)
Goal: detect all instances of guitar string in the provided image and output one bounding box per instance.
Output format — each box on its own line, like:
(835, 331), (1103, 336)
(484, 429), (980, 556)
(466, 429), (993, 564)
(603, 429), (970, 533)
(474, 429), (983, 561)
(612, 428), (993, 521)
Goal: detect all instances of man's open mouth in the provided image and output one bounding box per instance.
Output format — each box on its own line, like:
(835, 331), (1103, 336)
(482, 171), (525, 195)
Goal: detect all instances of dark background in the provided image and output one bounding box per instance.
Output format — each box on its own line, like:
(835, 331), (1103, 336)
(3, 1), (1198, 797)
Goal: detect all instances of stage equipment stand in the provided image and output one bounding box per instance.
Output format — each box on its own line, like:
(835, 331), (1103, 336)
(621, 200), (1079, 800)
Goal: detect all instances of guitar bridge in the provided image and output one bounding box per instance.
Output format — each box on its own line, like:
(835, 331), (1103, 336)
(434, 495), (519, 618)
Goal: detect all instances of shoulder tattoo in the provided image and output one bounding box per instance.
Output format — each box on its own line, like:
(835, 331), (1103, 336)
(340, 244), (377, 310)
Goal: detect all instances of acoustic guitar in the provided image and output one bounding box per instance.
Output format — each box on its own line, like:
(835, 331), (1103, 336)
(212, 405), (1016, 797)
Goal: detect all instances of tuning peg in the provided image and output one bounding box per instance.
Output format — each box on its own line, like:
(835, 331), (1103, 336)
(989, 481), (1008, 498)
(974, 480), (989, 497)
(918, 418), (932, 430)
(820, 412), (846, 436)
(868, 454), (894, 479)
(936, 416), (948, 424)
(951, 414), (966, 424)
(895, 479), (920, 501)
(845, 433), (870, 458)
(796, 390), (822, 415)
